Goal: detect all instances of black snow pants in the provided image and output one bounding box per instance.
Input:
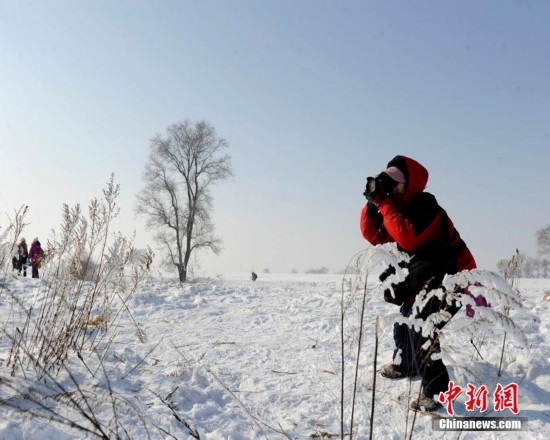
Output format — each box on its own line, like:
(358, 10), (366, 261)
(391, 255), (460, 398)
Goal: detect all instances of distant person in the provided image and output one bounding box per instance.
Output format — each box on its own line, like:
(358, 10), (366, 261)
(14, 237), (29, 277)
(360, 155), (476, 411)
(29, 238), (44, 279)
(251, 272), (258, 282)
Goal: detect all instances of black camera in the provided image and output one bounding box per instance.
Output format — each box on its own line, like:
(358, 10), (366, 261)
(365, 177), (377, 196)
(363, 174), (395, 201)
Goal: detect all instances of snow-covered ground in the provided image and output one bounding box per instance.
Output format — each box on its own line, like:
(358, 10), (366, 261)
(1, 266), (549, 439)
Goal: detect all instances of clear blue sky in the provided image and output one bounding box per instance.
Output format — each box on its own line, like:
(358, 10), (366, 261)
(1, 1), (549, 275)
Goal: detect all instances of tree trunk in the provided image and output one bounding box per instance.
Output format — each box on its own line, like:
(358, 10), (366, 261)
(178, 265), (187, 283)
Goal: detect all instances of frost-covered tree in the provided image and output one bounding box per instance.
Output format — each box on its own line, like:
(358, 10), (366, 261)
(136, 120), (233, 282)
(306, 266), (330, 274)
(522, 256), (538, 278)
(536, 224), (550, 257)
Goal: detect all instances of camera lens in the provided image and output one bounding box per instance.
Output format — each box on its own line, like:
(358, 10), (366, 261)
(366, 177), (377, 194)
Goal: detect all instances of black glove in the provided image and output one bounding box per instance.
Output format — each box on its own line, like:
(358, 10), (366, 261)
(365, 202), (380, 218)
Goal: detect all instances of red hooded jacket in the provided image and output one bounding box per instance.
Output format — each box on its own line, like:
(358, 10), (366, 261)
(360, 156), (476, 273)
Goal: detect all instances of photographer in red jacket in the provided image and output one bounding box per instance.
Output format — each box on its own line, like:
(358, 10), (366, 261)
(360, 155), (476, 411)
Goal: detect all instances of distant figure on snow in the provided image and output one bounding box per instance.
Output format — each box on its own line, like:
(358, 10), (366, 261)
(360, 155), (476, 412)
(251, 272), (258, 282)
(13, 237), (29, 277)
(29, 238), (44, 279)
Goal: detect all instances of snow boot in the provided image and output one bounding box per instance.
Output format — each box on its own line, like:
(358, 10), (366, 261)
(381, 363), (415, 379)
(410, 394), (442, 412)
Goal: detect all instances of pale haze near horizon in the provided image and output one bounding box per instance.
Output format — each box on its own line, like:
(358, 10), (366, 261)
(1, 1), (549, 276)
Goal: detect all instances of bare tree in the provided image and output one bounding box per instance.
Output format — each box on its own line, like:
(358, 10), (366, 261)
(136, 120), (233, 282)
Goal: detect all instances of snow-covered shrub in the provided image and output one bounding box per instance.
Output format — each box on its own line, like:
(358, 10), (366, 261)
(339, 243), (529, 437)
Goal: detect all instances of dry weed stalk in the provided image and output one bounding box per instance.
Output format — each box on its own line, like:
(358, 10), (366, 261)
(499, 249), (523, 376)
(150, 389), (201, 439)
(0, 176), (155, 438)
(5, 175), (153, 375)
(0, 205), (29, 286)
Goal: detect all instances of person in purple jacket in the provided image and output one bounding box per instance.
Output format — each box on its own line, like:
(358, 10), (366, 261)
(29, 238), (44, 279)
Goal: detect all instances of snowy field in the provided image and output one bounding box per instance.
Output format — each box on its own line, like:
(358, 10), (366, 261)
(1, 266), (549, 439)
